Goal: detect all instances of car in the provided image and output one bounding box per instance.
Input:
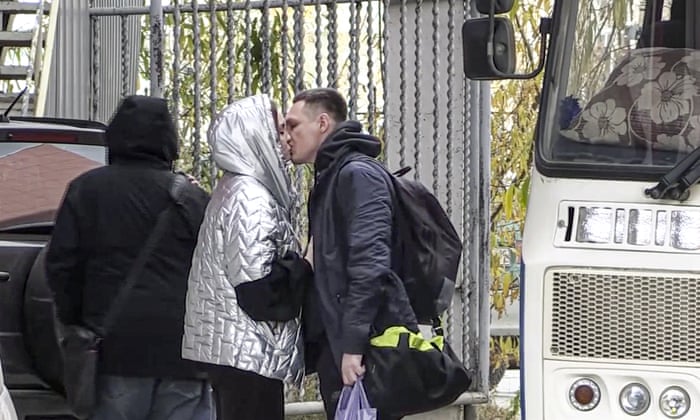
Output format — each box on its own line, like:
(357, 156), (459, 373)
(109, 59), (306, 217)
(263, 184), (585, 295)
(0, 357), (18, 420)
(0, 116), (106, 419)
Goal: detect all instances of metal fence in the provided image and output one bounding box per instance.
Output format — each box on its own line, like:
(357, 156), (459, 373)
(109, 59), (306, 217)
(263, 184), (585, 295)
(86, 0), (490, 414)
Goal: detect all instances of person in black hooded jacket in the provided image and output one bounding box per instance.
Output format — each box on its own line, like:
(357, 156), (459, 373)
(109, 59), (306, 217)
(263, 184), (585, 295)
(286, 88), (417, 419)
(45, 95), (212, 420)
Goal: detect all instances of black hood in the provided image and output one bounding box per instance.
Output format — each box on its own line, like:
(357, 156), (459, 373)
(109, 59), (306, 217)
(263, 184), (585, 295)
(314, 120), (381, 172)
(106, 95), (179, 166)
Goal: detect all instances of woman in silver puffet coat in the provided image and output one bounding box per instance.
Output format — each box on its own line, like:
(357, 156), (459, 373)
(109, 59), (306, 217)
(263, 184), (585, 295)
(182, 94), (304, 420)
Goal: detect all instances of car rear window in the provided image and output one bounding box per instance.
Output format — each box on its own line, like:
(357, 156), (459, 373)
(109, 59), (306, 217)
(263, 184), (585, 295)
(0, 142), (105, 230)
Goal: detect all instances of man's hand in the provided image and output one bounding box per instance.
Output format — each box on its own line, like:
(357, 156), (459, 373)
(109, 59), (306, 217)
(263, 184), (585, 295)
(185, 174), (201, 187)
(175, 170), (201, 187)
(341, 353), (365, 386)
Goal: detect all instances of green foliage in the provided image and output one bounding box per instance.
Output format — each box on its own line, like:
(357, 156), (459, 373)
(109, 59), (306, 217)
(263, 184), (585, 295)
(477, 394), (521, 420)
(138, 5), (383, 191)
(285, 374), (325, 420)
(139, 10), (293, 188)
(489, 0), (552, 320)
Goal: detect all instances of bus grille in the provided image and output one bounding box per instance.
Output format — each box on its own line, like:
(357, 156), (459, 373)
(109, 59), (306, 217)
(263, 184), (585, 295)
(547, 269), (700, 363)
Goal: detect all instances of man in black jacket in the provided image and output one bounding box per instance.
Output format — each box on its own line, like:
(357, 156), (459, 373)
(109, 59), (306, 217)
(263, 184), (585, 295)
(286, 88), (416, 419)
(46, 96), (211, 420)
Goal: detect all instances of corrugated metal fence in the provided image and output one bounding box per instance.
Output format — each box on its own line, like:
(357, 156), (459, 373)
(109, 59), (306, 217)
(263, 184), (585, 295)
(85, 0), (491, 414)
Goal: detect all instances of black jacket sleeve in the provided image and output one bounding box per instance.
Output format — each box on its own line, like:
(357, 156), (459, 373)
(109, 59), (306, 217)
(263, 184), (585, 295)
(235, 251), (312, 322)
(337, 161), (394, 355)
(178, 183), (211, 236)
(45, 183), (85, 326)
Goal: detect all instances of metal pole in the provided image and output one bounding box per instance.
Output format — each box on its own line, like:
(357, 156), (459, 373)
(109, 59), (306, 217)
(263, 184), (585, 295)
(478, 80), (492, 396)
(149, 0), (164, 97)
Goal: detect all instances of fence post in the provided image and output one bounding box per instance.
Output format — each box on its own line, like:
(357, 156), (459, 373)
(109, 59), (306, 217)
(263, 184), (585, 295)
(150, 0), (164, 97)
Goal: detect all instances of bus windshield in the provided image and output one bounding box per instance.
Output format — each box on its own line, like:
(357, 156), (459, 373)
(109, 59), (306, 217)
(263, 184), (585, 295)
(538, 0), (699, 179)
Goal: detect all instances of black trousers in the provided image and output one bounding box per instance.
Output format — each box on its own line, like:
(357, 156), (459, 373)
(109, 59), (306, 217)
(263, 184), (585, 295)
(205, 363), (284, 420)
(315, 339), (401, 420)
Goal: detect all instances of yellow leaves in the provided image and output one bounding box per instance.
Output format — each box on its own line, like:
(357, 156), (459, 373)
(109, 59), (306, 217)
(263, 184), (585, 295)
(488, 0), (548, 322)
(495, 336), (519, 359)
(493, 293), (505, 314)
(501, 272), (513, 297)
(491, 269), (516, 316)
(504, 184), (515, 219)
(519, 175), (530, 211)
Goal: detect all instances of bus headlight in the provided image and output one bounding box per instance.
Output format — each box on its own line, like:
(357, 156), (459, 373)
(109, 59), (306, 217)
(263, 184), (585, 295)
(659, 386), (690, 418)
(619, 383), (650, 416)
(569, 378), (600, 411)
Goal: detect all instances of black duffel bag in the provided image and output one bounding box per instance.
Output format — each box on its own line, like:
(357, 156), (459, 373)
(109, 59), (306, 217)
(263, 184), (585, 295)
(362, 326), (472, 418)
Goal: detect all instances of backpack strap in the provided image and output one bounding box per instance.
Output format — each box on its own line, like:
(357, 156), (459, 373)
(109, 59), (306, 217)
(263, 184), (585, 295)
(393, 166), (412, 178)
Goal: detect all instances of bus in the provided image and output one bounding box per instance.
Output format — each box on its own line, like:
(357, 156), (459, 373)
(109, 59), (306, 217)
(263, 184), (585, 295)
(463, 0), (700, 418)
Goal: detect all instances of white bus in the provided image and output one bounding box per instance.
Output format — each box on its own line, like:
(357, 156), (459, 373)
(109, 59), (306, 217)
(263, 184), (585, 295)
(464, 0), (700, 418)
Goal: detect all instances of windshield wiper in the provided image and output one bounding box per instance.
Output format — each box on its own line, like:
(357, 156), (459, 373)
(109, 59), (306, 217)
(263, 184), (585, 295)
(645, 146), (700, 201)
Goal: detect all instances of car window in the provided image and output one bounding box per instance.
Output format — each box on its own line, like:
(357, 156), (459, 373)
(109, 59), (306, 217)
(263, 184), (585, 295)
(0, 142), (105, 230)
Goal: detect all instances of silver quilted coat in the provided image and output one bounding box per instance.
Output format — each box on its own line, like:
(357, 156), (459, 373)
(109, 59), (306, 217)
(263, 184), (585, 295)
(182, 95), (303, 386)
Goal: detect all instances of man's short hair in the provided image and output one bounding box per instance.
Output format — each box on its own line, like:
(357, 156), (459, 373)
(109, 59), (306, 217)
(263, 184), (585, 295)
(292, 88), (348, 123)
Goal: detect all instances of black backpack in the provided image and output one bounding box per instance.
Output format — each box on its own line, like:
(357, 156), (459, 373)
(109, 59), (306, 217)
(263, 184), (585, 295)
(345, 155), (463, 326)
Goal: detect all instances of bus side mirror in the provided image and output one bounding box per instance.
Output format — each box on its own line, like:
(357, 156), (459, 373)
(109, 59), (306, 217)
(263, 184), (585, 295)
(462, 17), (516, 80)
(475, 0), (514, 14)
(462, 0), (551, 81)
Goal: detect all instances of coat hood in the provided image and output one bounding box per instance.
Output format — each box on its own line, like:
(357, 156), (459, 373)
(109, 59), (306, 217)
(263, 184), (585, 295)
(207, 95), (293, 209)
(106, 95), (179, 165)
(314, 120), (382, 172)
